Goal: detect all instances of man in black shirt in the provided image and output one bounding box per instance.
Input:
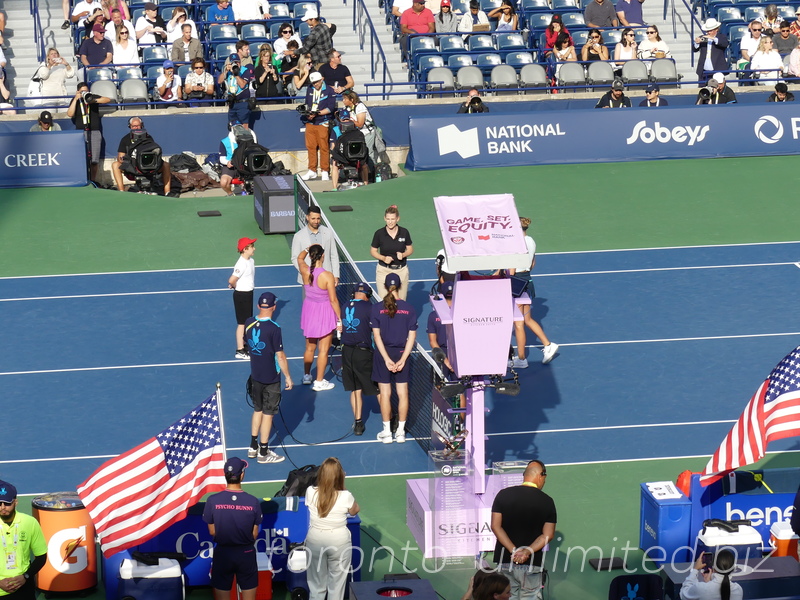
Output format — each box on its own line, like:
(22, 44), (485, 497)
(67, 81), (112, 182)
(491, 460), (557, 600)
(595, 79), (631, 108)
(318, 48), (354, 95)
(110, 116), (171, 194)
(768, 82), (795, 102)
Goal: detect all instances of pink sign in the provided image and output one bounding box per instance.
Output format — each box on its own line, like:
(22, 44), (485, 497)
(434, 194), (529, 272)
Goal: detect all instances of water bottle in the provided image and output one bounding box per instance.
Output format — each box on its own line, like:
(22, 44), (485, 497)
(375, 171), (382, 183)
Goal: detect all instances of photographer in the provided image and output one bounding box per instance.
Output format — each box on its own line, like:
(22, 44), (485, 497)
(67, 81), (112, 181)
(696, 72), (737, 104)
(693, 18), (729, 84)
(299, 71), (335, 181)
(110, 116), (171, 194)
(457, 88), (490, 113)
(217, 51), (254, 128)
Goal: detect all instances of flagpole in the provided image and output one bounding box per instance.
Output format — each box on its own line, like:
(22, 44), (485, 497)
(215, 382), (228, 461)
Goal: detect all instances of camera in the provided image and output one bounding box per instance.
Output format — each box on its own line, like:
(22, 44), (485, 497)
(697, 86), (715, 103)
(231, 64), (240, 76)
(81, 91), (101, 104)
(296, 103), (317, 123)
(466, 95), (485, 113)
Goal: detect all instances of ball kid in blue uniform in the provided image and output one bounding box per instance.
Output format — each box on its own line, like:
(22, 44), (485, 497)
(341, 282), (378, 435)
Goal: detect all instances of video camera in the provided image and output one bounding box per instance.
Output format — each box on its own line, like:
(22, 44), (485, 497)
(296, 103), (318, 123)
(465, 95), (487, 114)
(128, 130), (164, 194)
(696, 86), (715, 104)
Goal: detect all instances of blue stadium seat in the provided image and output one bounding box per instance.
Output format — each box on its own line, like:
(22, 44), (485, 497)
(560, 12), (585, 27)
(527, 13), (554, 32)
(505, 51), (535, 65)
(521, 0), (550, 12)
(415, 54), (446, 81)
(777, 5), (796, 21)
(727, 24), (750, 44)
(248, 42), (262, 57)
(496, 32), (526, 50)
(480, 0), (503, 12)
(476, 53), (503, 66)
(177, 64), (192, 81)
(298, 22), (311, 38)
(292, 2), (316, 19)
(468, 34), (495, 52)
(214, 43), (238, 62)
(451, 0), (469, 13)
(86, 67), (115, 83)
(715, 6), (743, 24)
(141, 46), (169, 65)
(270, 22), (285, 38)
(552, 0), (580, 10)
(410, 36), (438, 58)
(743, 6), (766, 22)
(117, 67), (144, 81)
(242, 24), (269, 43)
(146, 65), (163, 94)
(271, 3), (291, 18)
(573, 30), (590, 47)
(439, 35), (466, 53)
(633, 28), (648, 44)
(448, 54), (474, 68)
(208, 24), (239, 43)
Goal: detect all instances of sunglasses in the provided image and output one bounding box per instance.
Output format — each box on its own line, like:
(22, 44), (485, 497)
(626, 33), (635, 37)
(647, 30), (656, 33)
(281, 29), (292, 33)
(781, 28), (790, 32)
(120, 30), (129, 34)
(194, 65), (204, 69)
(752, 27), (762, 31)
(590, 35), (600, 39)
(0, 501), (13, 506)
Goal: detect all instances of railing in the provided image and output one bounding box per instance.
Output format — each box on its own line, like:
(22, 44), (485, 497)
(351, 0), (392, 97)
(31, 0), (45, 62)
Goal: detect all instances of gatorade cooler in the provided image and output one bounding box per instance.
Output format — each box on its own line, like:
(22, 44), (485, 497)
(229, 554), (273, 600)
(31, 491), (97, 593)
(696, 524), (764, 560)
(118, 558), (184, 600)
(769, 521), (799, 560)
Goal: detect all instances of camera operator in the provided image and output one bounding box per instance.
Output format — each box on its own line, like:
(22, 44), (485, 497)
(330, 108), (369, 190)
(299, 71), (335, 181)
(696, 72), (737, 104)
(217, 50), (254, 128)
(218, 120), (261, 196)
(457, 88), (490, 113)
(110, 116), (171, 194)
(67, 81), (112, 182)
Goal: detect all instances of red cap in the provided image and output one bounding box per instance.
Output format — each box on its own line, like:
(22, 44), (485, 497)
(237, 237), (257, 252)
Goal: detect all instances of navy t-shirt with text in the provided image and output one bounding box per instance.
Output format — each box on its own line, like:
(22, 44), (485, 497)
(370, 299), (418, 348)
(245, 317), (283, 384)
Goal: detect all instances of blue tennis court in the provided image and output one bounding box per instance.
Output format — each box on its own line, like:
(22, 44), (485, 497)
(2, 241), (799, 495)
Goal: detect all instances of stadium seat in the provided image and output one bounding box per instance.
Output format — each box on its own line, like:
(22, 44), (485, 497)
(120, 78), (150, 107)
(448, 54), (474, 68)
(490, 64), (518, 94)
(177, 64), (192, 81)
(604, 30), (622, 46)
(777, 5), (796, 21)
(621, 60), (650, 86)
(410, 36), (437, 59)
(117, 67), (144, 81)
(557, 62), (586, 90)
(608, 575), (664, 600)
(519, 63), (548, 94)
(208, 24), (239, 43)
(269, 22), (285, 38)
(131, 8), (145, 22)
(214, 43), (238, 62)
(271, 4), (291, 18)
(521, 0), (550, 12)
(495, 32), (525, 51)
(439, 35), (466, 53)
(416, 55), (446, 81)
(248, 43), (262, 58)
(426, 66), (456, 96)
(633, 28), (648, 44)
(743, 6), (766, 22)
(468, 34), (495, 52)
(480, 0), (503, 12)
(90, 80), (119, 110)
(242, 24), (269, 43)
(451, 0), (469, 14)
(573, 30), (590, 47)
(527, 13), (554, 32)
(552, 0), (580, 10)
(292, 2), (315, 19)
(715, 6), (743, 24)
(649, 58), (682, 88)
(86, 67), (115, 83)
(477, 53), (502, 67)
(505, 51), (534, 66)
(456, 65), (485, 90)
(142, 46), (169, 65)
(586, 61), (615, 90)
(298, 22), (311, 38)
(560, 12), (585, 28)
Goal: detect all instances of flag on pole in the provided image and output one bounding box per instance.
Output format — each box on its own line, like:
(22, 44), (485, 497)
(77, 392), (227, 557)
(700, 346), (800, 486)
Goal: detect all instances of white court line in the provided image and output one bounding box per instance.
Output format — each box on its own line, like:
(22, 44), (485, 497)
(0, 284), (300, 303)
(0, 263), (297, 280)
(2, 330), (797, 376)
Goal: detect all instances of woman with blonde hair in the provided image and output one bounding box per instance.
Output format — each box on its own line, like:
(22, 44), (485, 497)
(101, 0), (130, 21)
(750, 35), (784, 83)
(253, 44), (281, 101)
(35, 48), (75, 104)
(305, 457), (359, 600)
(112, 25), (138, 66)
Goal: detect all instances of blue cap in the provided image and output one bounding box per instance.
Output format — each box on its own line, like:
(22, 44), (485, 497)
(0, 480), (17, 503)
(354, 282), (372, 297)
(224, 457), (248, 476)
(441, 281), (454, 298)
(228, 53), (240, 63)
(163, 60), (175, 69)
(258, 292), (277, 308)
(384, 273), (401, 289)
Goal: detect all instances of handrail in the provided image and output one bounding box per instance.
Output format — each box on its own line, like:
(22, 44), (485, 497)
(675, 0), (706, 68)
(31, 0), (45, 62)
(351, 0), (392, 98)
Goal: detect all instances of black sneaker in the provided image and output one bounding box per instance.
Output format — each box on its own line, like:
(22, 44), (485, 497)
(61, 20), (70, 30)
(353, 420), (365, 436)
(390, 413), (398, 434)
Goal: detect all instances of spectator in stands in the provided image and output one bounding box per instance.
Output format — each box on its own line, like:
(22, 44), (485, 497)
(758, 4), (780, 35)
(299, 9), (334, 68)
(224, 40), (254, 70)
(101, 0), (130, 21)
(208, 0), (235, 23)
(218, 52), (254, 126)
(80, 23), (114, 69)
(457, 87), (489, 113)
(184, 59), (215, 104)
(696, 72), (736, 103)
(544, 15), (572, 53)
(392, 0), (413, 19)
(166, 7), (198, 44)
(0, 68), (16, 115)
(156, 60), (183, 104)
(253, 45), (282, 102)
(399, 0), (435, 60)
(300, 71), (335, 181)
(72, 0), (102, 29)
(616, 0), (644, 27)
(596, 78), (631, 107)
(788, 39), (800, 77)
(282, 40), (301, 92)
(768, 81), (795, 101)
(136, 2), (167, 45)
(342, 89), (379, 168)
(68, 82), (112, 181)
(582, 29), (609, 61)
(435, 0), (458, 33)
(488, 0), (518, 32)
(83, 8), (107, 40)
(30, 110), (62, 131)
(35, 48), (76, 103)
(773, 22), (797, 57)
(233, 0), (272, 22)
(171, 23), (203, 63)
(318, 49), (354, 95)
(693, 19), (728, 85)
(585, 0), (618, 28)
(614, 28), (638, 69)
(458, 0), (489, 33)
(105, 8), (133, 41)
(274, 23), (302, 61)
(750, 36), (784, 83)
(790, 8), (800, 39)
(639, 83), (667, 106)
(638, 24), (671, 59)
(552, 32), (577, 67)
(740, 20), (763, 65)
(291, 50), (313, 97)
(112, 25), (139, 66)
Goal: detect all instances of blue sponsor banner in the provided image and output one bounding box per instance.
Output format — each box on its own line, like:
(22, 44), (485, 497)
(406, 104), (800, 170)
(0, 131), (87, 187)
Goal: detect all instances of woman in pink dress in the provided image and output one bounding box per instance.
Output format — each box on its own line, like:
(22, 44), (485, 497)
(298, 245), (342, 392)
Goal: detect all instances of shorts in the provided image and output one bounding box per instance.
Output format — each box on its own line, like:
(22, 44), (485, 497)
(228, 101), (251, 126)
(342, 345), (379, 394)
(251, 380), (281, 415)
(210, 545), (258, 591)
(221, 165), (237, 179)
(84, 130), (102, 164)
(372, 346), (412, 385)
(233, 290), (254, 325)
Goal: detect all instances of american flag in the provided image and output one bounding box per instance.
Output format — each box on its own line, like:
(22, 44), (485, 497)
(77, 393), (227, 557)
(701, 346), (800, 486)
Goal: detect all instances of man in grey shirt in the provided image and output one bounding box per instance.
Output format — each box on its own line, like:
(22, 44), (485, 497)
(290, 205), (340, 284)
(585, 0), (619, 28)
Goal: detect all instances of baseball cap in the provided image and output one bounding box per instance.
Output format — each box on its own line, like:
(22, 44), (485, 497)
(301, 9), (319, 21)
(237, 237), (256, 252)
(224, 457), (248, 476)
(228, 53), (240, 63)
(611, 79), (624, 91)
(645, 83), (659, 93)
(39, 110), (53, 124)
(441, 281), (454, 298)
(163, 60), (175, 70)
(384, 273), (401, 289)
(92, 22), (105, 32)
(441, 0), (451, 5)
(309, 71), (323, 83)
(144, 2), (157, 10)
(711, 72), (725, 84)
(0, 480), (17, 503)
(354, 282), (372, 297)
(258, 292), (277, 308)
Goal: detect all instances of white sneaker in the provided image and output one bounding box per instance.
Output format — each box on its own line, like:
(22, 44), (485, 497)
(321, 171), (330, 181)
(395, 431), (406, 443)
(258, 449), (285, 464)
(542, 343), (559, 364)
(377, 430), (393, 444)
(512, 357), (529, 369)
(300, 170), (317, 181)
(302, 374), (313, 385)
(312, 379), (335, 391)
(247, 446), (258, 458)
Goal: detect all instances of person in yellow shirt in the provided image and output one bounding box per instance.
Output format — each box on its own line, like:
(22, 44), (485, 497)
(0, 481), (47, 599)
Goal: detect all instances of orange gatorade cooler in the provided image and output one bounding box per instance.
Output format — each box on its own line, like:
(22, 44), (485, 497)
(769, 521), (799, 560)
(31, 492), (97, 592)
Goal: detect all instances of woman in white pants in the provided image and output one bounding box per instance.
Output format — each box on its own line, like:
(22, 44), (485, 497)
(305, 458), (360, 600)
